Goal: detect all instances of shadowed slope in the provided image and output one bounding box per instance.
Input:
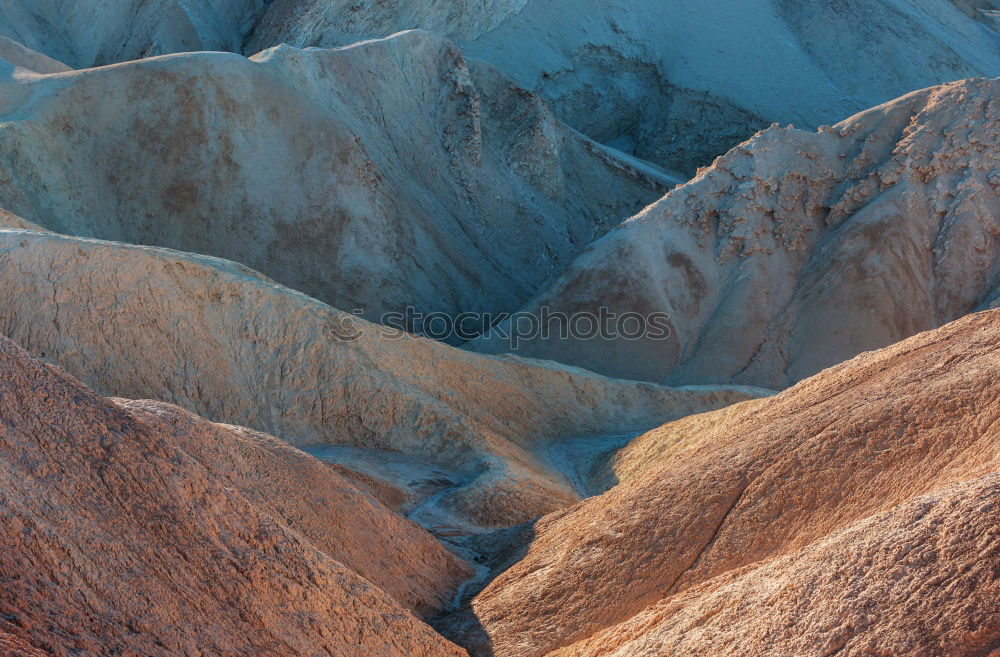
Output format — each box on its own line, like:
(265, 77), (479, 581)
(0, 31), (670, 332)
(0, 0), (265, 68)
(246, 0), (1000, 173)
(1, 0), (996, 173)
(0, 36), (71, 73)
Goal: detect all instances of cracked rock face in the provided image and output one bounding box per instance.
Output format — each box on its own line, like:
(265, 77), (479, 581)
(0, 335), (470, 657)
(0, 229), (762, 530)
(446, 309), (1000, 657)
(0, 31), (670, 336)
(472, 78), (1000, 389)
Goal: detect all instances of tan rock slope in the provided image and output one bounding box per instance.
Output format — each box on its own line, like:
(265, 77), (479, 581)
(0, 31), (671, 332)
(447, 309), (1000, 657)
(0, 334), (469, 657)
(0, 229), (762, 529)
(0, 208), (47, 232)
(472, 78), (1000, 388)
(246, 0), (1000, 173)
(117, 399), (471, 617)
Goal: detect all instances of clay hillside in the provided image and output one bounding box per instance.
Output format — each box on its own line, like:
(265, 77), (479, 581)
(0, 31), (670, 331)
(0, 335), (469, 657)
(447, 309), (1000, 657)
(473, 77), (1000, 388)
(0, 2), (997, 656)
(0, 227), (760, 530)
(4, 0), (998, 173)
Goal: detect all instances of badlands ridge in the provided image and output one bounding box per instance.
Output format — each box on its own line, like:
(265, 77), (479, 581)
(474, 77), (1000, 387)
(0, 2), (997, 656)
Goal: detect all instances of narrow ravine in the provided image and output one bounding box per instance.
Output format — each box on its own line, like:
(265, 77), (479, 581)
(307, 430), (647, 647)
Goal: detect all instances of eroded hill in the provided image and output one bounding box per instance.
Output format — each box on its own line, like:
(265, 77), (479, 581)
(473, 78), (1000, 388)
(448, 309), (1000, 656)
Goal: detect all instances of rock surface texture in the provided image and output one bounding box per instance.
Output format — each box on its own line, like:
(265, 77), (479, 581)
(473, 78), (1000, 388)
(0, 6), (996, 657)
(0, 208), (48, 232)
(0, 36), (72, 73)
(448, 309), (1000, 657)
(0, 31), (670, 332)
(0, 335), (470, 657)
(1, 1), (995, 173)
(0, 229), (762, 529)
(245, 0), (1000, 172)
(0, 0), (266, 68)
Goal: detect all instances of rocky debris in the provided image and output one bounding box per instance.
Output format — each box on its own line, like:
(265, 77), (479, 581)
(0, 229), (764, 530)
(472, 78), (1000, 389)
(0, 30), (671, 332)
(245, 0), (1000, 173)
(447, 309), (1000, 657)
(0, 334), (470, 657)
